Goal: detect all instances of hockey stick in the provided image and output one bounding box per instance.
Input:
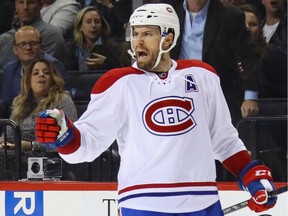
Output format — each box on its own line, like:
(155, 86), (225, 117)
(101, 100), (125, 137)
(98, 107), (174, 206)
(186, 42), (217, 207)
(223, 185), (288, 215)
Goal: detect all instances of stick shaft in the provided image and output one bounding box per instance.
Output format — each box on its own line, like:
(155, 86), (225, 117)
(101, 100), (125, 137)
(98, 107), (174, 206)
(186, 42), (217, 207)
(222, 185), (288, 215)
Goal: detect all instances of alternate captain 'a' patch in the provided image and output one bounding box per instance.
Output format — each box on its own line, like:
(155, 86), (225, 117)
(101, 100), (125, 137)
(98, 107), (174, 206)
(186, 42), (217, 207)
(185, 74), (199, 93)
(142, 96), (196, 136)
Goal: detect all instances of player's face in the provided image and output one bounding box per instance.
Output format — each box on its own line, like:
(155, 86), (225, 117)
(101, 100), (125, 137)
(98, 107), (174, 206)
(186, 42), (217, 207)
(30, 62), (53, 98)
(131, 26), (162, 70)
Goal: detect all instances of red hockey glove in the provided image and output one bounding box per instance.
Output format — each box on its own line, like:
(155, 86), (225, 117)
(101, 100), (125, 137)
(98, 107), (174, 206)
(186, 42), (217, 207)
(238, 160), (277, 212)
(35, 109), (75, 150)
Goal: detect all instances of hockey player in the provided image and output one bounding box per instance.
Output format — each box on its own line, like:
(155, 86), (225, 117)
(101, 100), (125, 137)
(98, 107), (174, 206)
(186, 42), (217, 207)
(35, 3), (277, 216)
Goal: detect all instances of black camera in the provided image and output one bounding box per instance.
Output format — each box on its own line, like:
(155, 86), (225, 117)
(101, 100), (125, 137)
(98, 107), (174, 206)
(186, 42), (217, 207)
(27, 157), (62, 180)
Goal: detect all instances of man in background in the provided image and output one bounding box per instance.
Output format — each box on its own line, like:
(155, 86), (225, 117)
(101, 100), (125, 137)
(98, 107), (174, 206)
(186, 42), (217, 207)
(0, 0), (65, 69)
(167, 0), (262, 125)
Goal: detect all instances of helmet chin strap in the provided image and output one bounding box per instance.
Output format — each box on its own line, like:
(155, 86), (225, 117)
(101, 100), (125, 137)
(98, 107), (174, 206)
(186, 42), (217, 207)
(127, 48), (136, 60)
(151, 37), (168, 70)
(128, 37), (173, 71)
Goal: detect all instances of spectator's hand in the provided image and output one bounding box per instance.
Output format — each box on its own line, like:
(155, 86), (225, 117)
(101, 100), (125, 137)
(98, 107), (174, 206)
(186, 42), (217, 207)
(0, 141), (14, 149)
(0, 140), (32, 151)
(238, 160), (277, 212)
(21, 140), (32, 151)
(35, 109), (75, 150)
(86, 53), (107, 69)
(241, 100), (259, 117)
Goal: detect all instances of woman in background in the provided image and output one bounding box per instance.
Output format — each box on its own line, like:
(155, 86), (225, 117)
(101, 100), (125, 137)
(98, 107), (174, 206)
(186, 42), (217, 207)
(64, 6), (131, 71)
(1, 58), (78, 150)
(241, 4), (287, 98)
(0, 58), (77, 179)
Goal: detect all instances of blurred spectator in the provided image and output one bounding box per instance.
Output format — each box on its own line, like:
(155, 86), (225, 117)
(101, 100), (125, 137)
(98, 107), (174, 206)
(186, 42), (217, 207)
(88, 0), (126, 40)
(64, 6), (131, 71)
(0, 0), (15, 34)
(241, 4), (287, 98)
(0, 58), (77, 180)
(167, 0), (262, 125)
(261, 0), (287, 51)
(77, 0), (126, 40)
(0, 26), (67, 120)
(0, 0), (65, 69)
(247, 1), (266, 19)
(41, 0), (81, 38)
(220, 0), (267, 19)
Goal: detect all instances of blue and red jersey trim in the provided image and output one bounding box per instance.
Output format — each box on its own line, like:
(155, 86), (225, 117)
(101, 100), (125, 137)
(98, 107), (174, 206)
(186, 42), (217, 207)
(118, 182), (218, 204)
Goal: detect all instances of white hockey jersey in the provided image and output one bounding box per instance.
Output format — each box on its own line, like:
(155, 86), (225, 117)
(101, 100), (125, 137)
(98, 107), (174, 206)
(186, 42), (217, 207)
(60, 59), (247, 213)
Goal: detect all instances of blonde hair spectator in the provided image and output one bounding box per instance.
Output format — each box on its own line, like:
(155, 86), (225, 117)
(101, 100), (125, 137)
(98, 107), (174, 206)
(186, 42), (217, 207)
(12, 59), (67, 123)
(73, 6), (111, 46)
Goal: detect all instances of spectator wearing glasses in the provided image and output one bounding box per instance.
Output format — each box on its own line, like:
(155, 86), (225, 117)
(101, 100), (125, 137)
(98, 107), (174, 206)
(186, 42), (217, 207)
(0, 26), (67, 120)
(0, 0), (65, 69)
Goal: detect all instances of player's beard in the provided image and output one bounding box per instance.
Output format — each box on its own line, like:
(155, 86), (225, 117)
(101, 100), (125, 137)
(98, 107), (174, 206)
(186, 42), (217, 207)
(136, 52), (158, 72)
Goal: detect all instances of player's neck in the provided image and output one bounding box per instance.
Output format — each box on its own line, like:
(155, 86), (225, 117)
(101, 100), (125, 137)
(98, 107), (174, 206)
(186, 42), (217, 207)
(150, 57), (172, 74)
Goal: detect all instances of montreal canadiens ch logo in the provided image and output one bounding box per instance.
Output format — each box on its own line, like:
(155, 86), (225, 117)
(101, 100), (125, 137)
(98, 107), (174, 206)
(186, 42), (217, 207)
(142, 96), (196, 136)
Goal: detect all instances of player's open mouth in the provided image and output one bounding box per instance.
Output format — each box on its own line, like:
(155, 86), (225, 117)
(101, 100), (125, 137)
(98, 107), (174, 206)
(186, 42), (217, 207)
(137, 51), (148, 60)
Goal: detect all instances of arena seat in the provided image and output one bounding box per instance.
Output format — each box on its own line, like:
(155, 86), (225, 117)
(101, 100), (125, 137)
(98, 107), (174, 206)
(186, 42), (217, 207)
(257, 98), (287, 116)
(74, 100), (89, 117)
(65, 70), (106, 101)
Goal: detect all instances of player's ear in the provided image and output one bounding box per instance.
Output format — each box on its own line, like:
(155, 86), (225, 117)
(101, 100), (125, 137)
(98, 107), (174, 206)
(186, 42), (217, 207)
(163, 33), (174, 50)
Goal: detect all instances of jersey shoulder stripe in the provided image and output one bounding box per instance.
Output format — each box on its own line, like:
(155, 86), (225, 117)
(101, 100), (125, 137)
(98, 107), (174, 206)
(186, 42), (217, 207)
(92, 67), (144, 94)
(176, 59), (218, 76)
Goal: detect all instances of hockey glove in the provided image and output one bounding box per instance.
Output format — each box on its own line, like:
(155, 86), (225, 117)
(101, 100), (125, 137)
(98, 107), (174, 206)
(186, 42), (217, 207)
(35, 108), (75, 150)
(238, 160), (277, 212)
